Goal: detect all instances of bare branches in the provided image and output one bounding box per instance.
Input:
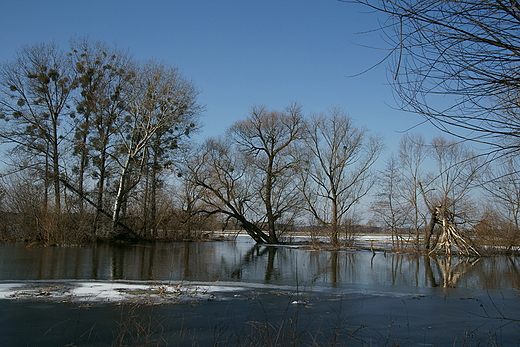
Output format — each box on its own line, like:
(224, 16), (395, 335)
(348, 0), (520, 153)
(300, 108), (383, 245)
(229, 104), (305, 243)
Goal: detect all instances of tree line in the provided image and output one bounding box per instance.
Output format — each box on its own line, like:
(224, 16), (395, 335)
(340, 0), (520, 253)
(372, 134), (520, 253)
(0, 39), (203, 243)
(0, 37), (518, 252)
(0, 39), (384, 246)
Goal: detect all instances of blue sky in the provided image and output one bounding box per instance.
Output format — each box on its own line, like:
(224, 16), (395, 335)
(0, 0), (436, 154)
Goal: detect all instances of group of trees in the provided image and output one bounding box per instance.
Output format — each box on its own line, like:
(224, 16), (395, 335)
(371, 134), (520, 253)
(0, 38), (383, 246)
(3, 0), (520, 253)
(183, 104), (383, 246)
(372, 134), (483, 252)
(0, 39), (203, 243)
(347, 0), (520, 253)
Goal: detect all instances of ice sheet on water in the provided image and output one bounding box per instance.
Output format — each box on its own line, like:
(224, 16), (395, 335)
(0, 279), (419, 305)
(0, 280), (211, 304)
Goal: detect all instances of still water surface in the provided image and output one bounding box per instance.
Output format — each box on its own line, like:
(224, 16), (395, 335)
(2, 237), (520, 346)
(1, 237), (519, 291)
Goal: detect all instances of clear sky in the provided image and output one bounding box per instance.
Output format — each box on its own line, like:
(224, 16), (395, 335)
(0, 0), (437, 155)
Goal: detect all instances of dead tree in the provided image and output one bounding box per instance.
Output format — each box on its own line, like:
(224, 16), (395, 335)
(428, 206), (480, 256)
(420, 182), (480, 256)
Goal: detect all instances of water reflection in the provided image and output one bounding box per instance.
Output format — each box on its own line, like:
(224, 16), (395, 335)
(424, 256), (480, 288)
(0, 240), (519, 290)
(230, 246), (279, 281)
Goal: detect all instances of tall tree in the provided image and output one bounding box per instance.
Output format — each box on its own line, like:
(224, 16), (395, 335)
(229, 104), (305, 243)
(138, 62), (201, 238)
(301, 108), (383, 246)
(70, 38), (135, 231)
(110, 60), (201, 238)
(0, 43), (76, 219)
(371, 156), (409, 248)
(398, 133), (429, 248)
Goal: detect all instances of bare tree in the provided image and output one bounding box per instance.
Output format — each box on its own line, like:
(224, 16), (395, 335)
(301, 108), (383, 246)
(229, 104), (305, 243)
(171, 175), (209, 239)
(136, 63), (201, 238)
(371, 156), (410, 248)
(348, 0), (520, 153)
(183, 138), (271, 243)
(110, 61), (201, 239)
(480, 155), (520, 248)
(0, 42), (76, 224)
(1, 170), (47, 241)
(422, 137), (483, 254)
(398, 133), (429, 248)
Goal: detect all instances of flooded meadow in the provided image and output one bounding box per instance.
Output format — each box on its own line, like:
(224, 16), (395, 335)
(1, 237), (519, 346)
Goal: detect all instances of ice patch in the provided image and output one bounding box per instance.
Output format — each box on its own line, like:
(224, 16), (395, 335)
(0, 279), (421, 305)
(0, 280), (220, 304)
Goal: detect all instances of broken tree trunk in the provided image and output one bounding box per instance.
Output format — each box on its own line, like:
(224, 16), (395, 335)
(424, 204), (441, 251)
(428, 205), (480, 256)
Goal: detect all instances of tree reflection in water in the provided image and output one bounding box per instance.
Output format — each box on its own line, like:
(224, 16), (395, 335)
(424, 256), (480, 288)
(1, 241), (520, 290)
(230, 245), (278, 281)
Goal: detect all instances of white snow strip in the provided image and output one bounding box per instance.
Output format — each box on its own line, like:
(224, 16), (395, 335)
(0, 279), (418, 304)
(0, 280), (221, 304)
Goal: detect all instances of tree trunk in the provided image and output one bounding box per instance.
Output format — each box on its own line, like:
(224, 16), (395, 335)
(233, 214), (270, 244)
(149, 154), (159, 238)
(112, 156), (131, 235)
(330, 189), (339, 246)
(424, 205), (441, 251)
(95, 151), (107, 235)
(265, 161), (279, 244)
(52, 143), (61, 214)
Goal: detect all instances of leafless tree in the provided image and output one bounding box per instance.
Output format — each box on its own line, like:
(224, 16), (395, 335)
(301, 108), (383, 246)
(371, 156), (410, 248)
(110, 61), (201, 239)
(1, 170), (47, 241)
(170, 175), (209, 239)
(183, 138), (271, 243)
(0, 43), (76, 218)
(422, 137), (483, 254)
(346, 0), (520, 154)
(398, 133), (429, 248)
(481, 156), (520, 235)
(229, 104), (305, 243)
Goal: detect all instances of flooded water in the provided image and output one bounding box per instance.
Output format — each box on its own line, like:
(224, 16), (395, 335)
(1, 237), (519, 290)
(1, 237), (520, 346)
